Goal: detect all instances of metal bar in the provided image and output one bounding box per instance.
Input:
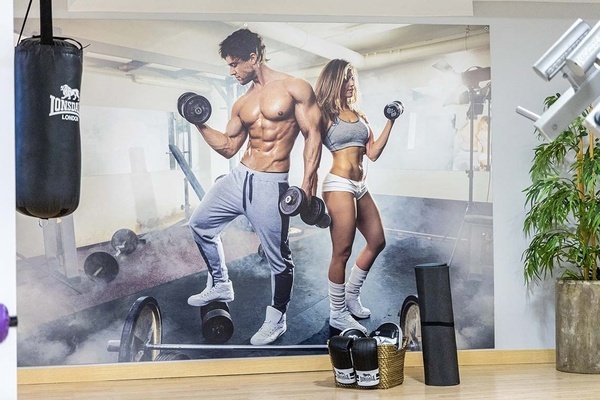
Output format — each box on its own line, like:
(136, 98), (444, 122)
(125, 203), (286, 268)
(145, 344), (328, 351)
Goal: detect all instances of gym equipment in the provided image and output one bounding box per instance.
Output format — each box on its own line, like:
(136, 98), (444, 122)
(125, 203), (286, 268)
(370, 322), (402, 348)
(279, 186), (306, 216)
(83, 228), (144, 283)
(399, 295), (421, 351)
(300, 197), (331, 228)
(169, 144), (206, 201)
(351, 337), (380, 387)
(177, 92), (212, 125)
(415, 263), (460, 386)
(15, 0), (83, 219)
(0, 304), (18, 344)
(200, 301), (234, 344)
(328, 335), (356, 384)
(383, 101), (404, 120)
(111, 228), (140, 256)
(279, 186), (331, 228)
(84, 251), (119, 283)
(107, 296), (328, 362)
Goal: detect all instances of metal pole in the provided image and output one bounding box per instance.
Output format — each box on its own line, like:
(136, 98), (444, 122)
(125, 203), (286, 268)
(145, 344), (328, 351)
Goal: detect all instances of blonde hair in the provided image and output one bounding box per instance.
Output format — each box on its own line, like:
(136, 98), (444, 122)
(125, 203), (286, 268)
(315, 59), (364, 123)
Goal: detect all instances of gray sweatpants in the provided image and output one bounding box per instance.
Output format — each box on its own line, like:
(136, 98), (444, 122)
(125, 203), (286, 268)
(189, 163), (294, 313)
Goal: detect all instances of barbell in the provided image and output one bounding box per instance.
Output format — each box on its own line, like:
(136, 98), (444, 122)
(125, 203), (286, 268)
(107, 296), (328, 362)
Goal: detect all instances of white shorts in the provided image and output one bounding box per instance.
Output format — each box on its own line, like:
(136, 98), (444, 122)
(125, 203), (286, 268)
(322, 173), (368, 200)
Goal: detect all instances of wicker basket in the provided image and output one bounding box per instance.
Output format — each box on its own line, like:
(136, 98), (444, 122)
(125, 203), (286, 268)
(330, 337), (408, 390)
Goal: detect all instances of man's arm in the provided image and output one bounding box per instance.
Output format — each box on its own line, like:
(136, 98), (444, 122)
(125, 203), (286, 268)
(288, 78), (323, 198)
(195, 101), (248, 159)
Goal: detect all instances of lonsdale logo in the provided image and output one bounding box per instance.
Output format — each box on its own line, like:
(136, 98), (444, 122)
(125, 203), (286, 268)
(49, 84), (80, 121)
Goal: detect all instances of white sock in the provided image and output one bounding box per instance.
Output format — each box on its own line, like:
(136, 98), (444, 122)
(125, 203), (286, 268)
(329, 280), (346, 312)
(346, 264), (368, 297)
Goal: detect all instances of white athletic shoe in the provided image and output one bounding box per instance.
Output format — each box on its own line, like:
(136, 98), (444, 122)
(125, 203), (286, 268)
(330, 309), (368, 335)
(250, 306), (287, 345)
(346, 295), (371, 319)
(187, 281), (234, 307)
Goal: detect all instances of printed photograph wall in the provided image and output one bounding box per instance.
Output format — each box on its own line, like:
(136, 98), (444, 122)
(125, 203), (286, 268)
(14, 19), (493, 366)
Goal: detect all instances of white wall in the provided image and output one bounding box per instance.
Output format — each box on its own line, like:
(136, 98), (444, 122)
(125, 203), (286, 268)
(1, 2), (16, 399)
(7, 6), (600, 385)
(489, 17), (570, 349)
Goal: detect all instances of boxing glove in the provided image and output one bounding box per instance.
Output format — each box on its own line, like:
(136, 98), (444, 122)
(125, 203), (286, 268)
(370, 322), (402, 348)
(328, 335), (355, 384)
(351, 337), (380, 387)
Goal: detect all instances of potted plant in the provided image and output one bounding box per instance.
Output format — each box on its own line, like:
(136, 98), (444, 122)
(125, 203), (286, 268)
(522, 93), (600, 373)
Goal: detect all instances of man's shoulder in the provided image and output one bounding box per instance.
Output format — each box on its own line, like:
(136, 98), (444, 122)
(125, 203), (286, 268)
(279, 75), (314, 98)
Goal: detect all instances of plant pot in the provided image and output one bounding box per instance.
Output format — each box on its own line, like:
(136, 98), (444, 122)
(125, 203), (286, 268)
(555, 280), (600, 373)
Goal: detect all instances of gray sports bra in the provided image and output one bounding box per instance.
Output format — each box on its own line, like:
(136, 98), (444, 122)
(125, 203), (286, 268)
(323, 115), (369, 152)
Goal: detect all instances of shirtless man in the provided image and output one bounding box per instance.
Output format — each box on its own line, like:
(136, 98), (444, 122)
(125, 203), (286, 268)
(186, 29), (322, 345)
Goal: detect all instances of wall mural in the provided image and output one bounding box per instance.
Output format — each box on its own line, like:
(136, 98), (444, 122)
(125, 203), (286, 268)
(15, 20), (492, 367)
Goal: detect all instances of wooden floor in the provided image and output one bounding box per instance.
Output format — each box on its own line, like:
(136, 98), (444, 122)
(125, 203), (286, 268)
(18, 363), (600, 399)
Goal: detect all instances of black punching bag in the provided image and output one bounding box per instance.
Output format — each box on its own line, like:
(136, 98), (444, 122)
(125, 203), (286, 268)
(15, 0), (83, 219)
(415, 262), (460, 386)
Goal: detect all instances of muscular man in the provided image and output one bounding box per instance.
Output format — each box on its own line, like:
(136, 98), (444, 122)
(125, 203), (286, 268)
(187, 29), (322, 345)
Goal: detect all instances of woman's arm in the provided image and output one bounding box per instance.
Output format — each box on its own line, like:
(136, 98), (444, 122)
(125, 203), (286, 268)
(365, 118), (395, 162)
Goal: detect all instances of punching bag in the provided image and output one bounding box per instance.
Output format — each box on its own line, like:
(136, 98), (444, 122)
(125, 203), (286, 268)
(15, 0), (83, 219)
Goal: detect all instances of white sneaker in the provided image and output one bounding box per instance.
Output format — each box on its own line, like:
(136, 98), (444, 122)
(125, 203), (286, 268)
(346, 295), (371, 319)
(250, 306), (287, 345)
(187, 281), (234, 307)
(330, 309), (368, 335)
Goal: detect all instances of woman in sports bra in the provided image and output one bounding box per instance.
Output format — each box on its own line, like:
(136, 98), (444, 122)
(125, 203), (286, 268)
(315, 59), (397, 334)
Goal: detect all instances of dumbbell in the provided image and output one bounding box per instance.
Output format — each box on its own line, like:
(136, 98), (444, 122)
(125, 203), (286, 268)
(383, 100), (404, 120)
(83, 228), (143, 283)
(0, 304), (17, 344)
(177, 92), (212, 125)
(301, 197), (331, 228)
(279, 186), (331, 228)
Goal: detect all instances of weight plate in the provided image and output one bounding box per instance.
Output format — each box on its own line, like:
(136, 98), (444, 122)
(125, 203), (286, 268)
(315, 212), (331, 229)
(399, 295), (421, 351)
(183, 94), (212, 125)
(279, 186), (305, 216)
(200, 301), (230, 321)
(383, 100), (404, 120)
(177, 92), (196, 118)
(202, 308), (234, 344)
(111, 228), (139, 255)
(154, 351), (191, 361)
(301, 196), (325, 226)
(118, 296), (162, 362)
(84, 251), (119, 283)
